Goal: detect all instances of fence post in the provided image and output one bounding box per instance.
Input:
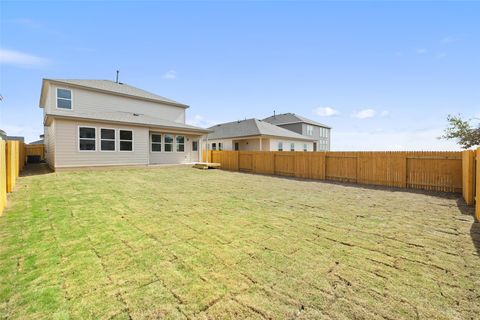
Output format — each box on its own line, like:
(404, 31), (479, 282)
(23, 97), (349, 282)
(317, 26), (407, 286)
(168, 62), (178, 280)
(476, 148), (480, 221)
(6, 141), (15, 193)
(0, 141), (6, 213)
(462, 150), (475, 205)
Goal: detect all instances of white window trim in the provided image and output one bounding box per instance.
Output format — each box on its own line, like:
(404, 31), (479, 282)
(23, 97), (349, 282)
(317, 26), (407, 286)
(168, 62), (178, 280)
(150, 133), (162, 153)
(164, 134), (174, 152)
(99, 127), (116, 152)
(118, 129), (134, 152)
(56, 87), (73, 110)
(175, 135), (185, 153)
(78, 126), (96, 152)
(306, 125), (313, 136)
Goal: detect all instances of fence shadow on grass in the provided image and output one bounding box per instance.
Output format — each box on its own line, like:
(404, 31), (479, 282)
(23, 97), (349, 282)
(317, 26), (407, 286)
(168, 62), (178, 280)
(456, 198), (480, 258)
(20, 163), (53, 177)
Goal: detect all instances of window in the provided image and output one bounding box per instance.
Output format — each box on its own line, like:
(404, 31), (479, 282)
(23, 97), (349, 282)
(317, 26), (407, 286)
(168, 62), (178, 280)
(211, 143), (217, 151)
(119, 130), (133, 151)
(218, 142), (223, 151)
(164, 134), (173, 152)
(192, 141), (198, 152)
(151, 134), (162, 152)
(303, 144), (307, 152)
(290, 143), (295, 151)
(176, 135), (185, 152)
(234, 142), (239, 151)
(100, 128), (115, 151)
(306, 125), (313, 136)
(57, 88), (72, 109)
(79, 127), (96, 151)
(278, 142), (283, 151)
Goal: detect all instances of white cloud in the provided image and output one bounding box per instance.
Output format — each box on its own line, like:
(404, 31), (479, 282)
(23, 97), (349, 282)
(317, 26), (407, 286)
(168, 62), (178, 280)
(332, 128), (460, 151)
(163, 70), (177, 79)
(186, 114), (217, 128)
(441, 36), (455, 44)
(416, 48), (427, 54)
(380, 110), (389, 117)
(0, 48), (49, 68)
(313, 106), (339, 117)
(351, 108), (376, 119)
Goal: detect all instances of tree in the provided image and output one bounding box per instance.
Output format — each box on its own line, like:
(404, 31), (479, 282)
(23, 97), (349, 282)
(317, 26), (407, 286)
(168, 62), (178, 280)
(442, 114), (480, 149)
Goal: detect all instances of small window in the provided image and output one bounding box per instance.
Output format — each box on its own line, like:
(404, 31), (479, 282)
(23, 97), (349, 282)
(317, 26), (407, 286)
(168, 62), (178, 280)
(278, 142), (283, 151)
(306, 125), (313, 136)
(119, 130), (133, 151)
(290, 143), (295, 151)
(164, 134), (173, 152)
(57, 88), (72, 109)
(303, 144), (307, 152)
(218, 142), (223, 151)
(192, 141), (198, 152)
(151, 134), (162, 152)
(176, 135), (185, 152)
(212, 143), (217, 151)
(234, 142), (239, 151)
(100, 128), (115, 151)
(79, 127), (96, 151)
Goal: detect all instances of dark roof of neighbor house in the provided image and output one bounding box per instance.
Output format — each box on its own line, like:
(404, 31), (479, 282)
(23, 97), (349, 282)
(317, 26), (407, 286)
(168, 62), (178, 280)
(262, 113), (331, 129)
(29, 139), (44, 145)
(6, 136), (25, 142)
(44, 111), (211, 134)
(42, 79), (189, 108)
(207, 119), (315, 141)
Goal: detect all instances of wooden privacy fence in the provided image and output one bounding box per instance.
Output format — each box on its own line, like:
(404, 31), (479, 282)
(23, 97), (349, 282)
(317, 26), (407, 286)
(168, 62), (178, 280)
(463, 148), (480, 221)
(0, 141), (27, 214)
(25, 144), (45, 161)
(205, 150), (463, 193)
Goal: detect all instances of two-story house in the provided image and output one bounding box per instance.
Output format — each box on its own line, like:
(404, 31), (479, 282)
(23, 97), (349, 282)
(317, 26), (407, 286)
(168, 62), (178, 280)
(262, 113), (331, 151)
(39, 79), (210, 170)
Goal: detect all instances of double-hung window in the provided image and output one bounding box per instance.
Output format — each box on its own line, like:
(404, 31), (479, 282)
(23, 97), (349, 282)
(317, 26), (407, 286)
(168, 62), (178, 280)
(306, 125), (313, 136)
(57, 88), (72, 109)
(218, 142), (223, 151)
(100, 128), (115, 151)
(176, 136), (185, 152)
(290, 143), (295, 151)
(211, 143), (217, 151)
(278, 142), (283, 151)
(164, 134), (174, 152)
(303, 144), (307, 152)
(192, 141), (198, 152)
(119, 130), (133, 151)
(151, 134), (162, 152)
(79, 127), (96, 151)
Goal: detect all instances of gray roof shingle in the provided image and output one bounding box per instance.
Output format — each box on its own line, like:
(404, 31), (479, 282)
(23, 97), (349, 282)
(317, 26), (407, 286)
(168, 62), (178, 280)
(45, 79), (189, 107)
(262, 113), (331, 128)
(207, 119), (315, 141)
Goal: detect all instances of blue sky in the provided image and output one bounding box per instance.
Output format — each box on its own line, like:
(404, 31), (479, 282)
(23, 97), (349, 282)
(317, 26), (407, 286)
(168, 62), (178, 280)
(1, 1), (479, 150)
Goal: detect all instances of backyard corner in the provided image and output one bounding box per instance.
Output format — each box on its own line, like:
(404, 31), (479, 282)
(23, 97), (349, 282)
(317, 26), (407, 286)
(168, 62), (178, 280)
(0, 165), (479, 319)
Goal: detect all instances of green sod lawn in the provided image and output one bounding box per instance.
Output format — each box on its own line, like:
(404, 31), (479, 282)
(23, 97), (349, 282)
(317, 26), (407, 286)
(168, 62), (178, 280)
(0, 165), (479, 319)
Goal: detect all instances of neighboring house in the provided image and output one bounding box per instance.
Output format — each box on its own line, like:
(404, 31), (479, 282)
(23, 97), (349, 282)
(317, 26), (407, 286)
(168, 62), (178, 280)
(30, 134), (44, 145)
(205, 118), (315, 152)
(6, 136), (25, 143)
(262, 113), (331, 151)
(39, 79), (210, 170)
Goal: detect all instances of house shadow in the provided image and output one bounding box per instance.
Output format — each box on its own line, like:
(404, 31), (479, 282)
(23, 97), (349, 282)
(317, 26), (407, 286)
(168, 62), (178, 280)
(456, 198), (480, 257)
(20, 163), (53, 177)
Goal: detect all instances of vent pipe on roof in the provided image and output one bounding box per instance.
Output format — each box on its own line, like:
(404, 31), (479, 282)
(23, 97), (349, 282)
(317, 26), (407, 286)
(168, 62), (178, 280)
(116, 70), (119, 83)
(273, 110), (276, 118)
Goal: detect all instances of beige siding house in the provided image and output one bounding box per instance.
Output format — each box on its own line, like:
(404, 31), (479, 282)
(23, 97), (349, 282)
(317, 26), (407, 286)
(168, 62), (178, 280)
(204, 119), (315, 152)
(40, 79), (210, 170)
